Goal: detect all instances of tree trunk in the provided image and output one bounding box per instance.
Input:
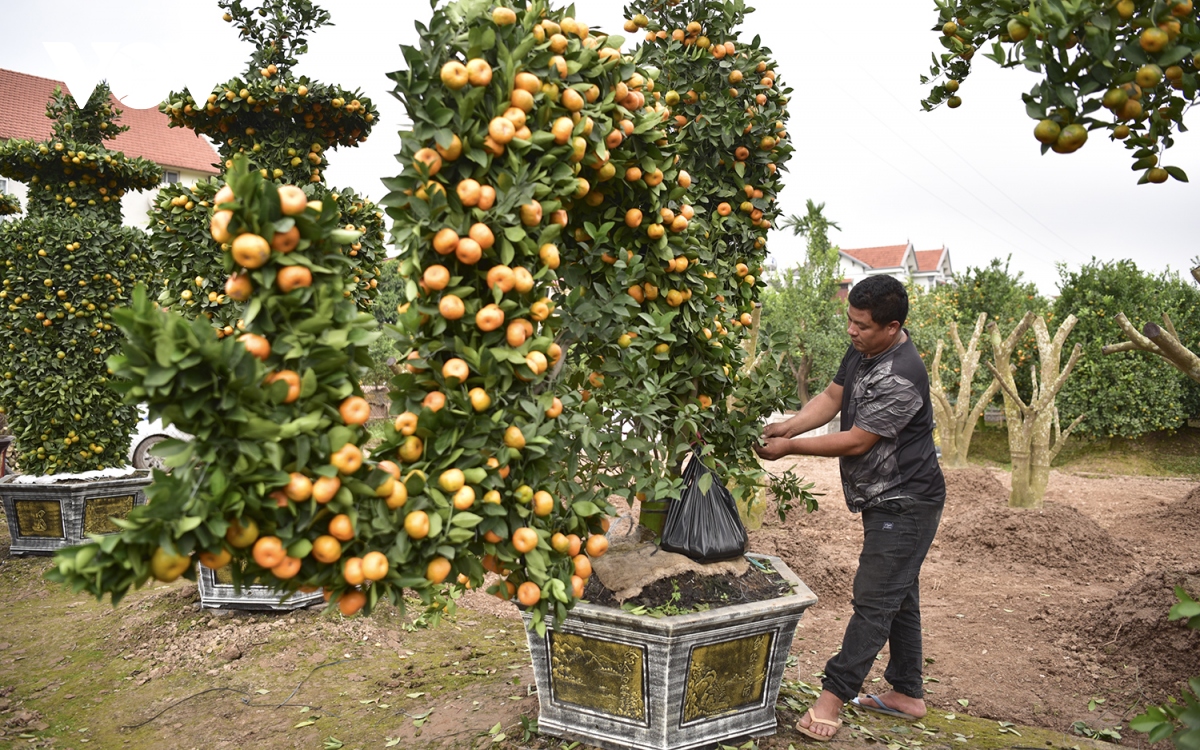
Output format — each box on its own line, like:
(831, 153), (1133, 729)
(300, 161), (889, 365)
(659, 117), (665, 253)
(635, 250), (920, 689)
(929, 315), (1000, 468)
(1027, 406), (1055, 503)
(987, 313), (1083, 508)
(1008, 448), (1036, 508)
(797, 353), (812, 406)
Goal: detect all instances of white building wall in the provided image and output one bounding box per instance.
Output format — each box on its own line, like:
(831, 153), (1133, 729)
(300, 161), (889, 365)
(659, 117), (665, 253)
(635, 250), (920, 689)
(838, 256), (870, 286)
(0, 166), (212, 228)
(123, 167), (213, 228)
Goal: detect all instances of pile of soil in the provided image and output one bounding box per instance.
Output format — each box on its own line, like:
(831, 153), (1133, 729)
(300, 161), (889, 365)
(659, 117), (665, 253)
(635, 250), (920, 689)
(583, 565), (791, 612)
(941, 467), (1008, 518)
(749, 530), (856, 608)
(937, 500), (1135, 579)
(1064, 566), (1200, 701)
(1160, 485), (1200, 526)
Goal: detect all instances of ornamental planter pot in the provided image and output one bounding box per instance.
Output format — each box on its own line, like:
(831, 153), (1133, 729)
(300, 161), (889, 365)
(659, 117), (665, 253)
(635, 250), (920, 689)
(0, 471), (151, 556)
(523, 553), (817, 750)
(196, 563), (324, 611)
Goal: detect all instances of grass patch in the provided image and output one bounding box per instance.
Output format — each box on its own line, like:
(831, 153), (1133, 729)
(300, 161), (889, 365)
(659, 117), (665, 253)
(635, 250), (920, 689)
(966, 422), (1200, 477)
(776, 680), (1114, 750)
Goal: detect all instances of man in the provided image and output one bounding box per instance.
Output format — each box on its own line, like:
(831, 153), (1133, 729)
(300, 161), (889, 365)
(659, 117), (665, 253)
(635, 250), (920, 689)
(754, 275), (945, 742)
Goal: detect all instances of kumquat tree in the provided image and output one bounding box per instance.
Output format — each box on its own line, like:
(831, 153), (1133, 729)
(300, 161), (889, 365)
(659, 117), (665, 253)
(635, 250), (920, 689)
(150, 0), (385, 334)
(381, 0), (667, 634)
(610, 0), (805, 517)
(0, 84), (161, 475)
(47, 160), (409, 616)
(46, 0), (810, 636)
(922, 0), (1199, 184)
(379, 0), (810, 634)
(0, 192), (20, 217)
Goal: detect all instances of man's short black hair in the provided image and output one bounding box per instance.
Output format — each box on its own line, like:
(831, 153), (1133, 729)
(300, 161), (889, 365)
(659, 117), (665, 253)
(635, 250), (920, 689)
(848, 275), (908, 327)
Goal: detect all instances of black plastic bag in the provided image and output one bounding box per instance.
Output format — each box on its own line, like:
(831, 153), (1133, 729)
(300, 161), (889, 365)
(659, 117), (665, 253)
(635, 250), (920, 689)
(659, 451), (747, 562)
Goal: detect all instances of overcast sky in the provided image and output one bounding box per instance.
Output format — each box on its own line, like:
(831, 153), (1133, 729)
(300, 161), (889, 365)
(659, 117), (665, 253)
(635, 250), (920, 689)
(2, 0), (1195, 295)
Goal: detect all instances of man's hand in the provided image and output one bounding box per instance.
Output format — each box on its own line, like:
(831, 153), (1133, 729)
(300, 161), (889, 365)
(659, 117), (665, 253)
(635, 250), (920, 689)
(753, 437), (795, 461)
(763, 421), (792, 440)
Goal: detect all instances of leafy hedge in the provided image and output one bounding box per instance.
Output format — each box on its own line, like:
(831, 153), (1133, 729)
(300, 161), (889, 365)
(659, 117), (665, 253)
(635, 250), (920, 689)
(1054, 258), (1200, 439)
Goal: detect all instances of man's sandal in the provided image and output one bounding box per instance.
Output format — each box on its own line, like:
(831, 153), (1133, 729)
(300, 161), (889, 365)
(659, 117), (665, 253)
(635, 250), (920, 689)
(851, 694), (919, 721)
(796, 708), (842, 742)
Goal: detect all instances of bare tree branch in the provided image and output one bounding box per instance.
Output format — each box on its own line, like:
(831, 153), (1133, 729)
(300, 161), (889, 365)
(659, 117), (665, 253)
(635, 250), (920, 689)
(1100, 340), (1139, 355)
(1001, 311), (1036, 355)
(1162, 312), (1179, 343)
(1038, 343), (1083, 414)
(1101, 312), (1200, 384)
(965, 377), (1002, 431)
(1050, 412), (1087, 463)
(931, 340), (955, 422)
(1103, 312), (1163, 356)
(986, 361), (1028, 413)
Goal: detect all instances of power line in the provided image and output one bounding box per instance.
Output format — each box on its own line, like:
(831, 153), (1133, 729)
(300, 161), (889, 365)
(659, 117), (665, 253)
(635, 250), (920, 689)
(848, 137), (1051, 265)
(843, 86), (1077, 267)
(856, 65), (1092, 264)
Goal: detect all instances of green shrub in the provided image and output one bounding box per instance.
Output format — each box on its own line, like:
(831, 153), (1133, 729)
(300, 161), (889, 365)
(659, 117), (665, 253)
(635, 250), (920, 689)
(1054, 259), (1200, 439)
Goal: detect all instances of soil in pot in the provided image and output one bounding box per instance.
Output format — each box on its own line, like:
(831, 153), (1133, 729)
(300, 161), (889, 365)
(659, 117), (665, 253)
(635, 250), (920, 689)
(583, 564), (793, 614)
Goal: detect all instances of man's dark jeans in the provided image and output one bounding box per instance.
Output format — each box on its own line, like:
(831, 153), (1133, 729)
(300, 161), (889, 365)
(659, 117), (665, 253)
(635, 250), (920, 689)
(822, 495), (944, 702)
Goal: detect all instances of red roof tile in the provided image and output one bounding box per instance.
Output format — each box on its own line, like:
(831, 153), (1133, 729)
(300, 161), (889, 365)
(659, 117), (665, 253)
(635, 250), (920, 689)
(0, 68), (218, 174)
(841, 244), (909, 269)
(914, 248), (945, 273)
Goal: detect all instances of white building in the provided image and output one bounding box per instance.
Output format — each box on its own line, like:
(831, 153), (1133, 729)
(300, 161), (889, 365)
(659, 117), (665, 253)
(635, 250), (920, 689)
(0, 68), (219, 226)
(838, 241), (953, 298)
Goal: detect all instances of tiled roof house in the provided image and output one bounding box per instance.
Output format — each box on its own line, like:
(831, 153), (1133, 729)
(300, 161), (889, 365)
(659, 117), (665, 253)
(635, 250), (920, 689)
(838, 241), (953, 296)
(0, 68), (219, 225)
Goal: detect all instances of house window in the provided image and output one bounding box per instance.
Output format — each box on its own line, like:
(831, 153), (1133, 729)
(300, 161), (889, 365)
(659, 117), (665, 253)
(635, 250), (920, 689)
(162, 171), (180, 185)
(0, 177), (7, 193)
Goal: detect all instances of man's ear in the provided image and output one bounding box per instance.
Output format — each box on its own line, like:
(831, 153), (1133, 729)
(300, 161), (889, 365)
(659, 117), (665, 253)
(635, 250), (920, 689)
(887, 320), (902, 336)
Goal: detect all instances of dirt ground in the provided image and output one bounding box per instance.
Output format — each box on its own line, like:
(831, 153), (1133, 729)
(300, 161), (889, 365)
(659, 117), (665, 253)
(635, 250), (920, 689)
(1, 456), (1198, 749)
(749, 455), (1200, 740)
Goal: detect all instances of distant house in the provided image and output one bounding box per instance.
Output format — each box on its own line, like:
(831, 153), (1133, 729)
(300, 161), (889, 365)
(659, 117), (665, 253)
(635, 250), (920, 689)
(838, 241), (953, 297)
(0, 68), (219, 226)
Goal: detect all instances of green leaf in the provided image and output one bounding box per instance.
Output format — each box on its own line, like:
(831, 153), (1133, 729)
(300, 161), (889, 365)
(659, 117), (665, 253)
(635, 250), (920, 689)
(176, 516), (203, 533)
(570, 500), (601, 516)
(450, 512), (483, 528)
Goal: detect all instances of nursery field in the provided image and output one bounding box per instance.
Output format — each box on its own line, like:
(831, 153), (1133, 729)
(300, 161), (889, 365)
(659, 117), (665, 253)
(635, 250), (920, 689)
(1, 453), (1197, 749)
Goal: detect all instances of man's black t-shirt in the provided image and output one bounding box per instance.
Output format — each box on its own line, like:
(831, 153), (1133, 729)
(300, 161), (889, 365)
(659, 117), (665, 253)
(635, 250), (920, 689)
(832, 331), (945, 512)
